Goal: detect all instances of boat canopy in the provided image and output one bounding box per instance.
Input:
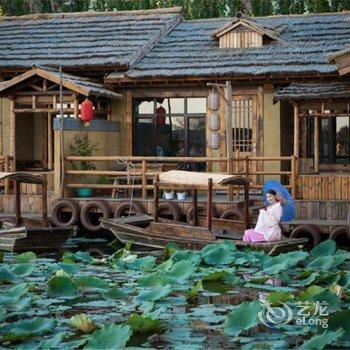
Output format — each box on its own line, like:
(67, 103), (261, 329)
(158, 170), (250, 187)
(0, 172), (45, 184)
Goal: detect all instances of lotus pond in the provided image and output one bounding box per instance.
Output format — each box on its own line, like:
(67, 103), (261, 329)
(0, 239), (349, 349)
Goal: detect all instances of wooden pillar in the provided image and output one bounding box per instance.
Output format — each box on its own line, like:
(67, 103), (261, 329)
(15, 180), (21, 227)
(142, 160), (147, 200)
(243, 184), (249, 230)
(314, 116), (319, 173)
(47, 112), (53, 170)
(73, 95), (79, 119)
(291, 155), (297, 199)
(126, 90), (133, 156)
(192, 189), (198, 226)
(9, 98), (16, 171)
(42, 177), (48, 226)
(153, 175), (159, 222)
(207, 178), (213, 231)
(293, 103), (299, 174)
(4, 155), (10, 195)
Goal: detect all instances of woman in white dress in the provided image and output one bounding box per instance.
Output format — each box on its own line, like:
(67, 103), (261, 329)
(243, 189), (283, 242)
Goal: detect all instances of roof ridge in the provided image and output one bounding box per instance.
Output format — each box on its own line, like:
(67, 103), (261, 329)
(0, 6), (183, 22)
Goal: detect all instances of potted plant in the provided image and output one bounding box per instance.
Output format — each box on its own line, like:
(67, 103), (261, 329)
(69, 133), (98, 197)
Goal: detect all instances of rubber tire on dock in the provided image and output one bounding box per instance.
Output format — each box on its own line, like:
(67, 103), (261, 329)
(220, 209), (244, 220)
(114, 201), (145, 218)
(290, 224), (321, 247)
(158, 202), (182, 221)
(329, 226), (349, 243)
(186, 204), (218, 224)
(51, 199), (79, 227)
(80, 201), (111, 232)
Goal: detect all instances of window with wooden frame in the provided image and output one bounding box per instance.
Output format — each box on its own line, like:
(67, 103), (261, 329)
(232, 97), (254, 153)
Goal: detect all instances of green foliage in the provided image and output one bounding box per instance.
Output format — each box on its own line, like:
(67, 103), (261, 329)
(127, 313), (161, 334)
(1, 317), (57, 343)
(47, 275), (77, 298)
(224, 300), (263, 336)
(1, 0), (349, 18)
(300, 329), (344, 350)
(14, 252), (37, 263)
(85, 324), (132, 350)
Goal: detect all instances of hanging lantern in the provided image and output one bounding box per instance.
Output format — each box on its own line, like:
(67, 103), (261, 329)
(209, 112), (220, 131)
(210, 132), (221, 150)
(207, 88), (220, 111)
(156, 105), (166, 125)
(80, 98), (94, 123)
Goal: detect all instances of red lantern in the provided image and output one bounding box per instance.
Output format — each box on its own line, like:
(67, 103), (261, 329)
(156, 105), (166, 125)
(80, 98), (94, 123)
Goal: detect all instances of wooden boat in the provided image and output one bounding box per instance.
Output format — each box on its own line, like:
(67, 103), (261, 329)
(101, 171), (308, 255)
(0, 172), (77, 252)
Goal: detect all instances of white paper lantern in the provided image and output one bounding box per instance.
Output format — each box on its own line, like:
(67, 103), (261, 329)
(207, 91), (220, 111)
(209, 112), (220, 131)
(210, 132), (221, 150)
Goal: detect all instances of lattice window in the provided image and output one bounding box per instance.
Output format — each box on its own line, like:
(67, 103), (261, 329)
(232, 98), (253, 153)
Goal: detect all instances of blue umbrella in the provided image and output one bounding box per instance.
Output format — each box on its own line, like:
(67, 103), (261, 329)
(262, 180), (296, 222)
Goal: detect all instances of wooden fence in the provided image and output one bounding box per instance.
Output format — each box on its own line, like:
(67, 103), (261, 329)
(64, 155), (296, 200)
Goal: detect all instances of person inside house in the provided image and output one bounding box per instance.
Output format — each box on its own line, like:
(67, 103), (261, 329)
(243, 189), (283, 242)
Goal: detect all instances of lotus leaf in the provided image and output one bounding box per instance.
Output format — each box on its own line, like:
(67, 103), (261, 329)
(12, 263), (36, 277)
(186, 280), (203, 300)
(47, 276), (77, 297)
(69, 314), (97, 333)
(300, 329), (344, 349)
(0, 266), (21, 284)
(328, 310), (350, 340)
(310, 240), (337, 258)
(74, 276), (109, 291)
(0, 296), (31, 311)
(125, 256), (156, 272)
(127, 313), (161, 334)
(37, 332), (67, 349)
(266, 291), (294, 305)
(202, 270), (228, 281)
(14, 252), (37, 263)
(224, 300), (263, 336)
(137, 272), (172, 287)
(166, 260), (197, 283)
(102, 287), (128, 300)
(163, 242), (180, 259)
(1, 317), (57, 343)
(84, 324), (132, 350)
(202, 244), (236, 266)
(134, 285), (172, 303)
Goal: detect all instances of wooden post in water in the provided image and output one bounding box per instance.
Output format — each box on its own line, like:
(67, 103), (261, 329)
(42, 176), (48, 227)
(15, 180), (21, 227)
(207, 178), (213, 231)
(153, 175), (159, 222)
(192, 189), (198, 226)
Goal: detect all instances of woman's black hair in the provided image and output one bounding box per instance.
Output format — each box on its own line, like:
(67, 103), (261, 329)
(266, 189), (277, 196)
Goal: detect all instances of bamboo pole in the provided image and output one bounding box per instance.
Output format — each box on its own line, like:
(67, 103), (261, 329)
(142, 160), (147, 200)
(207, 178), (213, 231)
(293, 103), (299, 174)
(10, 98), (15, 171)
(291, 155), (297, 199)
(192, 189), (198, 227)
(153, 175), (159, 222)
(59, 67), (65, 198)
(15, 180), (21, 227)
(314, 116), (319, 174)
(4, 155), (10, 195)
(42, 176), (48, 226)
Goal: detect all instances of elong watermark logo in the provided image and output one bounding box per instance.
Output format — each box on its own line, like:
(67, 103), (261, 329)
(258, 300), (329, 329)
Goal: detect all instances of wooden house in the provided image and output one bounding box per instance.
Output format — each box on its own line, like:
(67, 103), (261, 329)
(0, 7), (349, 234)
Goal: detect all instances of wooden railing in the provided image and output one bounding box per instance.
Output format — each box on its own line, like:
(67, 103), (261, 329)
(64, 155), (296, 199)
